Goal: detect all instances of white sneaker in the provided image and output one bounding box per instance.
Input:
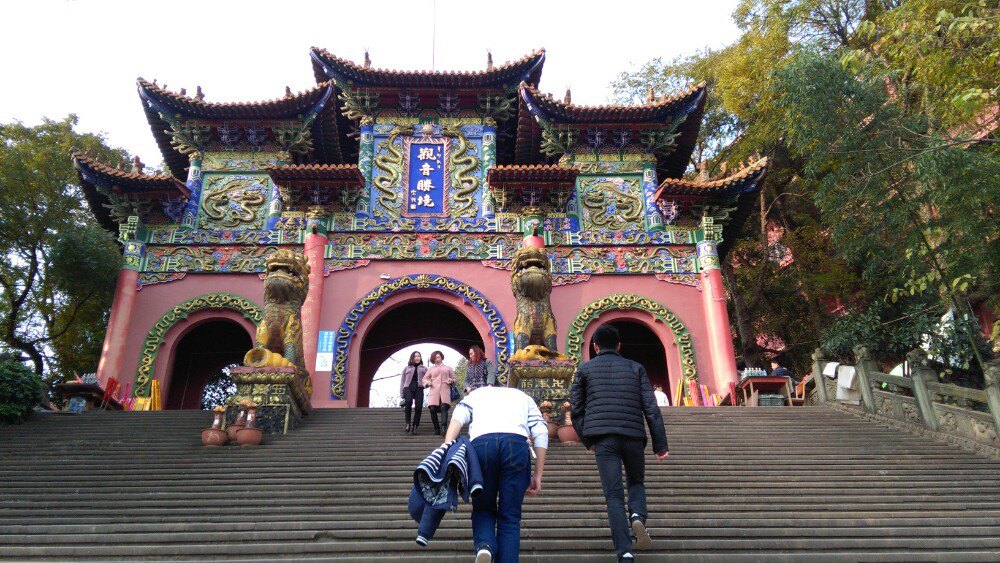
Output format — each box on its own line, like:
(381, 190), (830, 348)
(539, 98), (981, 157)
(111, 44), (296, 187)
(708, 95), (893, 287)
(475, 547), (493, 563)
(631, 514), (652, 550)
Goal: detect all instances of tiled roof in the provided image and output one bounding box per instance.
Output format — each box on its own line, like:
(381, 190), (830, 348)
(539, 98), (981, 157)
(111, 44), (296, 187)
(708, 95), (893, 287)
(72, 151), (186, 192)
(514, 82), (707, 177)
(654, 157), (768, 198)
(487, 164), (579, 184)
(310, 48), (545, 89)
(519, 82), (705, 124)
(137, 79), (335, 120)
(71, 151), (188, 232)
(137, 79), (342, 177)
(266, 164), (364, 185)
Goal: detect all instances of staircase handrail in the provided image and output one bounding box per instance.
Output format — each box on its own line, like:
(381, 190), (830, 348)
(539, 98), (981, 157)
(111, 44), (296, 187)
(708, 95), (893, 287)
(808, 349), (999, 451)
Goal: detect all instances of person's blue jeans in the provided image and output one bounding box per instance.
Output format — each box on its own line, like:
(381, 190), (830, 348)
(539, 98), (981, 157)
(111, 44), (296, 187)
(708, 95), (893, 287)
(471, 433), (531, 563)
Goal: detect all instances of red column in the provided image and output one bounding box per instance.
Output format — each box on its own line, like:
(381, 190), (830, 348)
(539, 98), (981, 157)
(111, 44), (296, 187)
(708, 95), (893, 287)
(698, 240), (739, 395)
(95, 268), (139, 387)
(301, 220), (327, 396)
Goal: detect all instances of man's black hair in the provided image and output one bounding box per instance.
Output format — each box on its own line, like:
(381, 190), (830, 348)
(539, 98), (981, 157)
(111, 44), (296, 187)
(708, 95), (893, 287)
(593, 324), (621, 350)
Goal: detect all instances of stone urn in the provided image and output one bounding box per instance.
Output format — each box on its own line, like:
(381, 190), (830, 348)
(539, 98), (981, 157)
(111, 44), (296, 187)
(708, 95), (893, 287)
(538, 401), (559, 440)
(202, 407), (229, 446)
(236, 405), (263, 446)
(226, 406), (247, 442)
(547, 421), (559, 440)
(557, 401), (580, 444)
(557, 424), (580, 445)
(236, 427), (263, 446)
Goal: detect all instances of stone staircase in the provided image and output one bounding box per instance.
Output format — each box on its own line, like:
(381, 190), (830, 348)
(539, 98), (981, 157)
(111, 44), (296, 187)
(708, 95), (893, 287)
(2, 407), (1000, 561)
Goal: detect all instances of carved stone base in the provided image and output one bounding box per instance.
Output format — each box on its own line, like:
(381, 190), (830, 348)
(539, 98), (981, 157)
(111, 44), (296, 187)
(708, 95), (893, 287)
(226, 367), (312, 435)
(509, 360), (577, 406)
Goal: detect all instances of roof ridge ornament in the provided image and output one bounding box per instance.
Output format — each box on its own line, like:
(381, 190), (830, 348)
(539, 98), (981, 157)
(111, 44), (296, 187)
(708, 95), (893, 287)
(486, 51), (493, 71)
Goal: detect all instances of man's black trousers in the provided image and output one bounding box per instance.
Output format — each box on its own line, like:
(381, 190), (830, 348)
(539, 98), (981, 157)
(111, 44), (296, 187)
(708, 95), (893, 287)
(593, 435), (648, 556)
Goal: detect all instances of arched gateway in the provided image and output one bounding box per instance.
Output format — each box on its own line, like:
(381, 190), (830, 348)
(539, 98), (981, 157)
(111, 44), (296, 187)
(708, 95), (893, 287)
(333, 275), (509, 406)
(75, 48), (766, 410)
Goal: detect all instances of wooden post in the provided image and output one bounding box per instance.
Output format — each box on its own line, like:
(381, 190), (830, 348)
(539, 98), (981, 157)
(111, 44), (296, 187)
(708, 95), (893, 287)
(982, 359), (1000, 437)
(811, 348), (829, 404)
(907, 350), (939, 432)
(852, 345), (878, 415)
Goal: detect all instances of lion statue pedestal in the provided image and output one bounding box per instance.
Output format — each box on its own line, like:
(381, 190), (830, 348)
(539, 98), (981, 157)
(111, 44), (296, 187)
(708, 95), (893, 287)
(226, 366), (312, 435)
(227, 249), (314, 435)
(508, 359), (577, 407)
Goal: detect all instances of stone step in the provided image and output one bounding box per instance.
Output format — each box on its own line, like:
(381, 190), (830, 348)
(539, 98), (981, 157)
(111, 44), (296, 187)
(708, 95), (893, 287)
(3, 406), (999, 561)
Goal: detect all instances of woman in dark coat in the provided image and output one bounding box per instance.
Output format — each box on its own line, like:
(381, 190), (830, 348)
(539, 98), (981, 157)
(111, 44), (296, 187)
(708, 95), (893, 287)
(400, 351), (427, 435)
(463, 345), (496, 394)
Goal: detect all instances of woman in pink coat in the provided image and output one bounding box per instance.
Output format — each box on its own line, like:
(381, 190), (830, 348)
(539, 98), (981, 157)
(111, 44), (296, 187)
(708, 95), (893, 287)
(422, 350), (455, 435)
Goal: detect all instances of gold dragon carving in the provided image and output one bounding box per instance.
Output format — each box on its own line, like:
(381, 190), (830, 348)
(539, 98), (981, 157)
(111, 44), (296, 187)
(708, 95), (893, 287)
(200, 176), (267, 229)
(371, 126), (407, 220)
(580, 178), (644, 231)
(441, 125), (480, 217)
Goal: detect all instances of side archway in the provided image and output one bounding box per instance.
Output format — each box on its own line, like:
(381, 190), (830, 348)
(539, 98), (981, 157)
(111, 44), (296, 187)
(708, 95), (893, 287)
(566, 294), (698, 385)
(133, 293), (262, 397)
(332, 274), (510, 401)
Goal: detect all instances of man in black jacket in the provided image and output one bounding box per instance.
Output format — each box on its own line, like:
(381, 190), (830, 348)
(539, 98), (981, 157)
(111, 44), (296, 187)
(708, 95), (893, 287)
(569, 325), (669, 563)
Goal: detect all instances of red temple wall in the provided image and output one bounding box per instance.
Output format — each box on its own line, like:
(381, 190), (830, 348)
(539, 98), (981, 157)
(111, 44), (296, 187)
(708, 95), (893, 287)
(118, 261), (716, 408)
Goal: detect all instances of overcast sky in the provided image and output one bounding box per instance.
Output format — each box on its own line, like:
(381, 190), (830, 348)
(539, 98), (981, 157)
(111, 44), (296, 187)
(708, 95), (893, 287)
(1, 0), (740, 168)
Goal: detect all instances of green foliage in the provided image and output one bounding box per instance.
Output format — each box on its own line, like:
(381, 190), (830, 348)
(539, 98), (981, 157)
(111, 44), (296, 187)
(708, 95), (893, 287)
(0, 116), (127, 378)
(611, 0), (998, 374)
(0, 354), (44, 424)
(453, 357), (468, 392)
(200, 364), (238, 410)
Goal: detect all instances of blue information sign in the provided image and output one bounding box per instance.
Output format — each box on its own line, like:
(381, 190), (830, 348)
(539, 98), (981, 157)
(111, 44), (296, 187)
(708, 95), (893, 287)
(405, 141), (447, 216)
(317, 330), (335, 354)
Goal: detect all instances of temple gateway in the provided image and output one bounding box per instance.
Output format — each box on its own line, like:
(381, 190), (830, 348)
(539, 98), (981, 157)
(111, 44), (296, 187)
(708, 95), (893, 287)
(74, 48), (766, 409)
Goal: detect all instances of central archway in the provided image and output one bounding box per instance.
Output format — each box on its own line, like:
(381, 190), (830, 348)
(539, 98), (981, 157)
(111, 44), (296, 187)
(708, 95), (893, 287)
(335, 275), (509, 406)
(586, 320), (671, 404)
(357, 302), (484, 407)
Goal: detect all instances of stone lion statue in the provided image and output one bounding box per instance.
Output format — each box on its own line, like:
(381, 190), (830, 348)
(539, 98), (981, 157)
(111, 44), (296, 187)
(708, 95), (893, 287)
(244, 250), (310, 385)
(510, 244), (565, 361)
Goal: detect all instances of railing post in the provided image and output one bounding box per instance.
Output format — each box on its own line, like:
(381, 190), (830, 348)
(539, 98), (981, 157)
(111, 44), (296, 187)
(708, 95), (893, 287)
(907, 350), (939, 431)
(984, 359), (1000, 436)
(852, 345), (878, 415)
(811, 348), (829, 404)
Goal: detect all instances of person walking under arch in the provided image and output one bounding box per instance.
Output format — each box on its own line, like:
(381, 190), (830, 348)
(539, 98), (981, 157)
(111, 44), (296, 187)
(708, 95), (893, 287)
(423, 350), (456, 435)
(464, 345), (496, 394)
(400, 351), (427, 435)
(569, 324), (669, 563)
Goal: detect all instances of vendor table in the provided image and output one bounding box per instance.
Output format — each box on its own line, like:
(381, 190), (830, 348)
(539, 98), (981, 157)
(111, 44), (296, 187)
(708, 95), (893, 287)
(739, 376), (793, 406)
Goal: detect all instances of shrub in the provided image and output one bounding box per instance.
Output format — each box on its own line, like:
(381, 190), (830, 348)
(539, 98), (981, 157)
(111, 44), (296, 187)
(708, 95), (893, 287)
(0, 356), (44, 424)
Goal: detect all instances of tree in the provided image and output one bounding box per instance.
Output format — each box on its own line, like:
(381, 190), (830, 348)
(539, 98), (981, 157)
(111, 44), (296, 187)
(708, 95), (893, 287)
(610, 0), (998, 374)
(0, 352), (45, 424)
(0, 116), (127, 379)
(200, 364), (238, 410)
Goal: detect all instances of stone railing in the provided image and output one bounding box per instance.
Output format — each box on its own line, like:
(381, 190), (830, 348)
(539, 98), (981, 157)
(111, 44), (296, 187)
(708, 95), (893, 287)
(809, 347), (1000, 455)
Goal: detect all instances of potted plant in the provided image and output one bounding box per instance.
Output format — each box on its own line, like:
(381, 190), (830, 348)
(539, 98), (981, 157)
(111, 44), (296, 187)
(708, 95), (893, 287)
(539, 401), (559, 440)
(201, 406), (229, 446)
(226, 402), (248, 442)
(235, 402), (263, 446)
(557, 401), (580, 444)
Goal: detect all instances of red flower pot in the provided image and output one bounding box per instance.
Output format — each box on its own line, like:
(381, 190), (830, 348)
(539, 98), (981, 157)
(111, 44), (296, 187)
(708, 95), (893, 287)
(547, 421), (559, 440)
(201, 428), (228, 447)
(226, 424), (245, 442)
(236, 427), (263, 446)
(557, 424), (580, 445)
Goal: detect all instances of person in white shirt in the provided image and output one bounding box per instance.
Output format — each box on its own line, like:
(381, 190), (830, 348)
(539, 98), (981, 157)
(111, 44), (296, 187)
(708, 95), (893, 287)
(444, 386), (548, 563)
(653, 385), (670, 407)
